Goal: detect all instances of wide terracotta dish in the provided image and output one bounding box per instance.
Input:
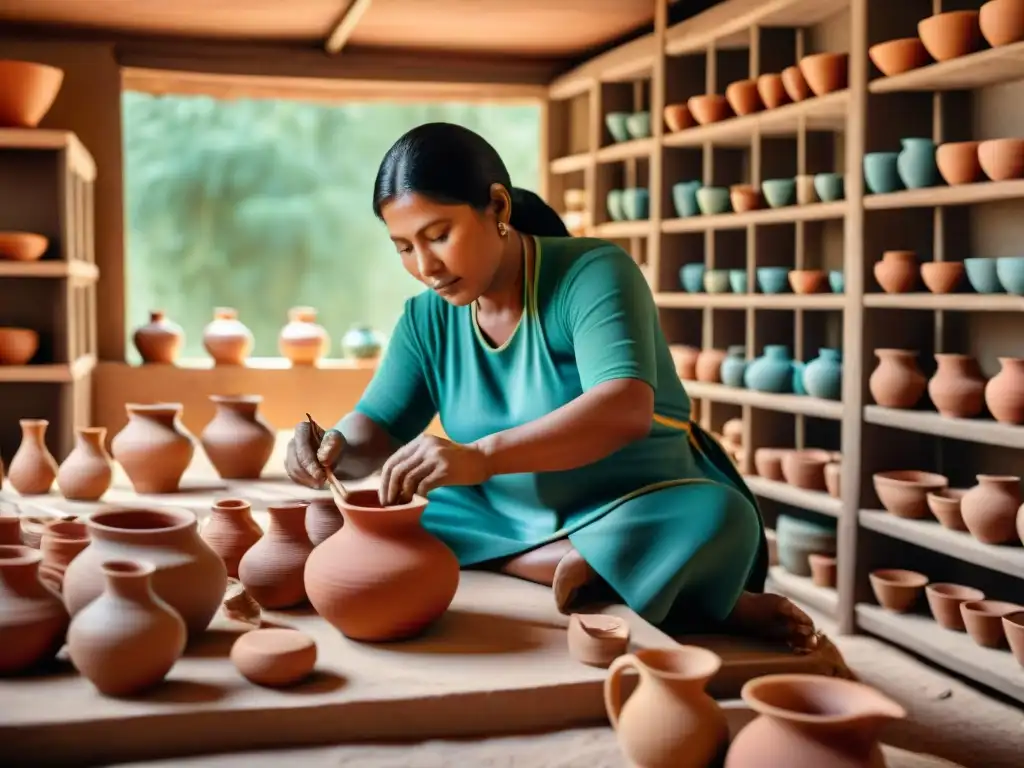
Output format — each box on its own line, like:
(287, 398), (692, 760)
(873, 470), (949, 518)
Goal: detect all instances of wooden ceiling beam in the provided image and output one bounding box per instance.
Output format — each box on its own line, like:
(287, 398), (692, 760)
(324, 0), (374, 55)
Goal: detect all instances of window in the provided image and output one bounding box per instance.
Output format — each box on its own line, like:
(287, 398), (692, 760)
(121, 91), (541, 362)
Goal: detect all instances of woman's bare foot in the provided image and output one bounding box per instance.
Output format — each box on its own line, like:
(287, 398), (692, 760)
(552, 547), (598, 614)
(722, 591), (818, 652)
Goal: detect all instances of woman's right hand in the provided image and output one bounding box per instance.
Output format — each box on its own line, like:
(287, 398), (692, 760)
(286, 421), (346, 489)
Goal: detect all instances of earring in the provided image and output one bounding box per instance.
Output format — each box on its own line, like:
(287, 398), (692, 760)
(497, 221), (508, 237)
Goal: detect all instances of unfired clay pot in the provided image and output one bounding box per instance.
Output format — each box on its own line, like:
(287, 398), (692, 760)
(808, 554), (837, 588)
(920, 261), (965, 293)
(695, 348), (727, 383)
(279, 307), (330, 366)
(304, 490), (460, 641)
(63, 507), (227, 638)
(868, 349), (926, 409)
(200, 395), (274, 480)
(39, 519), (89, 593)
(202, 307), (253, 366)
(605, 646), (728, 768)
(918, 10), (982, 62)
(985, 357), (1024, 424)
(0, 544), (68, 674)
(230, 627), (317, 688)
(927, 354), (986, 419)
(111, 404), (196, 494)
(56, 427), (113, 501)
(874, 250), (918, 293)
(756, 73), (790, 109)
(669, 344), (700, 380)
(7, 419), (58, 495)
(936, 141), (983, 185)
(132, 311), (184, 364)
(726, 674), (907, 768)
(67, 560), (186, 696)
(238, 502), (313, 609)
(960, 475), (1021, 545)
(305, 497), (344, 546)
(200, 499), (263, 579)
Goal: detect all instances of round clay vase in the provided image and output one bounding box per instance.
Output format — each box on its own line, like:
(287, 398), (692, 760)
(304, 489), (460, 642)
(896, 138), (940, 189)
(230, 627), (317, 688)
(744, 345), (794, 393)
(0, 545), (68, 674)
(111, 403), (196, 494)
(56, 426), (113, 501)
(605, 646), (728, 768)
(802, 348), (843, 400)
(7, 419), (58, 496)
(985, 357), (1024, 424)
(341, 323), (382, 360)
(63, 507), (227, 639)
(695, 348), (727, 383)
(132, 311), (184, 364)
(960, 475), (1021, 545)
(238, 502), (313, 610)
(874, 250), (918, 293)
(868, 349), (926, 409)
(202, 307), (253, 366)
(200, 499), (263, 579)
(39, 519), (89, 593)
(928, 354), (986, 418)
(305, 497), (344, 546)
(200, 395), (274, 480)
(278, 306), (330, 366)
(726, 674), (907, 768)
(67, 560), (186, 696)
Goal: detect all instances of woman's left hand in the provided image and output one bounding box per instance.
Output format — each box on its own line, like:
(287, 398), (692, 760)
(379, 434), (492, 505)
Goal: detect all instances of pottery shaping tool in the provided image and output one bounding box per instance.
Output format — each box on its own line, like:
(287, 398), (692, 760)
(305, 413), (349, 503)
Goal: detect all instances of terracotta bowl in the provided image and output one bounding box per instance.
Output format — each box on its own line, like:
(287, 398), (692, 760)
(0, 231), (48, 262)
(798, 52), (849, 97)
(753, 447), (789, 481)
(824, 462), (841, 498)
(868, 37), (932, 77)
(869, 569), (928, 613)
(664, 103), (695, 133)
(918, 11), (982, 62)
(920, 261), (965, 294)
(960, 600), (1021, 648)
(781, 65), (811, 102)
(980, 0), (1024, 48)
(1002, 610), (1024, 668)
(0, 60), (64, 128)
(978, 138), (1024, 181)
(686, 94), (732, 126)
(0, 327), (40, 366)
(780, 448), (831, 491)
(725, 79), (762, 116)
(873, 470), (949, 519)
(925, 488), (968, 530)
(788, 269), (828, 294)
(730, 184), (761, 212)
(936, 141), (983, 185)
(808, 554), (837, 588)
(926, 583), (985, 631)
(756, 73), (790, 109)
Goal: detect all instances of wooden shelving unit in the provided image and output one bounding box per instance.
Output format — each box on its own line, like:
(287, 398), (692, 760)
(544, 0), (1024, 704)
(0, 128), (98, 460)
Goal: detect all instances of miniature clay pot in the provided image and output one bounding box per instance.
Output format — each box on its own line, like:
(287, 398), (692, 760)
(238, 502), (313, 609)
(724, 79), (762, 116)
(960, 600), (1020, 648)
(874, 250), (918, 293)
(960, 475), (1021, 545)
(606, 646), (728, 768)
(918, 10), (982, 62)
(1005, 611), (1024, 667)
(279, 306), (330, 366)
(132, 311), (184, 364)
(231, 627), (317, 688)
(869, 568), (928, 613)
(780, 449), (831, 492)
(67, 560), (186, 696)
(111, 403), (196, 494)
(868, 349), (926, 409)
(798, 52), (848, 96)
(38, 519), (89, 593)
(808, 554), (837, 588)
(926, 583), (984, 631)
(926, 488), (968, 530)
(202, 307), (253, 365)
(920, 261), (964, 293)
(753, 448), (788, 481)
(0, 60), (64, 128)
(0, 545), (68, 674)
(7, 419), (58, 495)
(305, 497), (344, 546)
(927, 353), (986, 419)
(729, 184), (761, 212)
(567, 613), (630, 668)
(200, 395), (274, 480)
(980, 0), (1024, 47)
(669, 344), (700, 380)
(63, 507), (227, 638)
(341, 323), (383, 359)
(695, 348), (727, 383)
(824, 462), (841, 498)
(985, 357), (1024, 424)
(788, 269), (827, 294)
(726, 674), (907, 768)
(200, 499), (263, 579)
(663, 103), (695, 132)
(872, 470), (949, 519)
(756, 74), (790, 109)
(979, 139), (1024, 181)
(56, 426), (113, 501)
(304, 490), (460, 642)
(686, 94), (731, 125)
(0, 327), (38, 365)
(781, 65), (811, 102)
(222, 578), (262, 628)
(936, 141), (983, 185)
(868, 37), (931, 76)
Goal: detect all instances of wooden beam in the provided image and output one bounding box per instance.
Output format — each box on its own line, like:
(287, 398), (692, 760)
(325, 0), (375, 55)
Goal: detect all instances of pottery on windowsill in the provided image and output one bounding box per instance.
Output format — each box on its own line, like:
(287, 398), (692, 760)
(132, 310), (184, 364)
(873, 470), (949, 519)
(869, 568), (928, 613)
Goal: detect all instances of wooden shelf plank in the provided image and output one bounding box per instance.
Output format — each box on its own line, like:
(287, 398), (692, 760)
(0, 261), (99, 281)
(743, 475), (842, 517)
(0, 128), (96, 181)
(596, 138), (655, 164)
(682, 380), (844, 419)
(864, 293), (1024, 311)
(655, 292), (845, 310)
(0, 354), (96, 384)
(548, 153), (591, 175)
(858, 509), (1024, 580)
(869, 41), (1024, 93)
(855, 604), (1024, 704)
(864, 180), (1024, 210)
(767, 566), (838, 617)
(592, 221), (652, 239)
(662, 200), (847, 232)
(864, 406), (1024, 450)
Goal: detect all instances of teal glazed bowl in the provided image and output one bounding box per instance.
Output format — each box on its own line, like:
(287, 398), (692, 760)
(606, 189), (625, 221)
(729, 269), (749, 293)
(864, 152), (903, 194)
(625, 111), (652, 139)
(696, 186), (731, 215)
(622, 188), (650, 220)
(757, 266), (791, 294)
(680, 263), (706, 292)
(672, 180), (702, 218)
(814, 173), (845, 202)
(829, 270), (845, 293)
(996, 257), (1024, 295)
(605, 112), (630, 143)
(704, 269), (731, 294)
(762, 178), (796, 208)
(964, 257), (1003, 293)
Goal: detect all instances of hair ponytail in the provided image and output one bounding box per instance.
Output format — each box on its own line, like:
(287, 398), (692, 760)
(509, 187), (570, 237)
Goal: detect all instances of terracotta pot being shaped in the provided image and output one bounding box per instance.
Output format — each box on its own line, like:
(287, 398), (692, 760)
(279, 306), (330, 366)
(63, 507), (227, 639)
(238, 502), (313, 609)
(200, 395), (275, 480)
(39, 519), (89, 593)
(960, 475), (1021, 545)
(726, 674), (907, 768)
(56, 427), (113, 502)
(695, 348), (727, 383)
(868, 349), (926, 409)
(927, 354), (986, 419)
(202, 307), (253, 365)
(304, 490), (460, 641)
(132, 311), (185, 364)
(985, 357), (1024, 424)
(305, 497), (344, 546)
(67, 560), (186, 697)
(0, 61), (64, 128)
(7, 419), (58, 496)
(200, 499), (263, 579)
(111, 403), (195, 494)
(0, 545), (68, 674)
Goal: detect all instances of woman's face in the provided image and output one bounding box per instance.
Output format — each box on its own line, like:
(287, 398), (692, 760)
(380, 190), (507, 307)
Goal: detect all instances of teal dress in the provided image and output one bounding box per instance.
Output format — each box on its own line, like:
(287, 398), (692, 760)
(352, 236), (768, 629)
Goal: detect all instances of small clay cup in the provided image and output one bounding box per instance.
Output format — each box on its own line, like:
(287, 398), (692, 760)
(725, 79), (762, 116)
(921, 262), (964, 294)
(566, 613), (630, 668)
(926, 489), (968, 530)
(788, 269), (828, 294)
(868, 37), (931, 76)
(798, 52), (848, 96)
(781, 66), (811, 102)
(753, 448), (788, 482)
(1002, 610), (1024, 668)
(926, 583), (984, 631)
(780, 449), (831, 492)
(936, 141), (983, 185)
(960, 600), (1020, 648)
(730, 184), (761, 213)
(756, 74), (790, 109)
(687, 95), (731, 125)
(869, 569), (928, 613)
(873, 470), (949, 519)
(808, 554), (837, 588)
(664, 103), (695, 133)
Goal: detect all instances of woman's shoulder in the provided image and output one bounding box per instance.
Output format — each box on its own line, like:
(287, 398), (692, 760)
(536, 236), (643, 296)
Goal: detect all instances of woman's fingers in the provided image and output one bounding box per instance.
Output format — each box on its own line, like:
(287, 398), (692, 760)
(379, 440), (421, 505)
(399, 460), (434, 503)
(293, 422), (325, 486)
(317, 429), (345, 468)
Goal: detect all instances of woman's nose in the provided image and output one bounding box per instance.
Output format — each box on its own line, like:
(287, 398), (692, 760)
(417, 249), (444, 278)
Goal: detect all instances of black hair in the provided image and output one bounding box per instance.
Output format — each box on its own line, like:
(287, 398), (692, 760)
(373, 122), (570, 238)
